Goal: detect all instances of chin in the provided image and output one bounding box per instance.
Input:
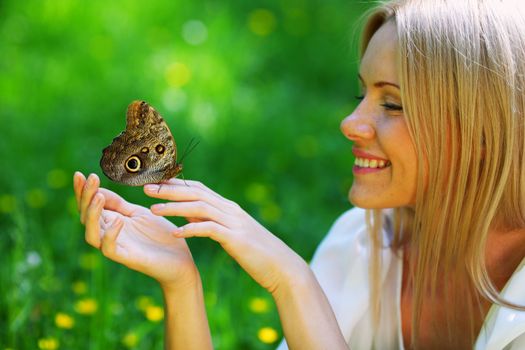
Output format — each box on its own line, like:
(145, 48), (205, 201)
(348, 187), (393, 209)
(349, 192), (379, 209)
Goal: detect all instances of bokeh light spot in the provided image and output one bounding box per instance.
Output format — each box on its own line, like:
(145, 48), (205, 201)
(136, 296), (153, 311)
(190, 102), (217, 134)
(182, 20), (208, 45)
(71, 281), (87, 295)
(26, 189), (47, 208)
(257, 327), (279, 344)
(0, 194), (17, 213)
(122, 331), (139, 348)
(245, 182), (268, 204)
(248, 9), (277, 36)
(47, 169), (68, 189)
(249, 297), (270, 313)
(162, 87), (187, 113)
(165, 62), (191, 88)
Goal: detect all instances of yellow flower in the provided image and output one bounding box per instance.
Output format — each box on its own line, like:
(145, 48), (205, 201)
(145, 305), (164, 322)
(55, 312), (75, 329)
(257, 327), (279, 344)
(71, 281), (87, 295)
(74, 298), (98, 315)
(249, 297), (270, 313)
(38, 337), (59, 350)
(122, 331), (139, 348)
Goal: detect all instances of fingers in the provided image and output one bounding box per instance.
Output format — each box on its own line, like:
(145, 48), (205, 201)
(144, 181), (239, 213)
(100, 217), (124, 261)
(151, 200), (230, 227)
(173, 221), (229, 242)
(79, 174), (100, 224)
(73, 171), (86, 209)
(163, 178), (219, 197)
(85, 192), (104, 248)
(98, 188), (146, 216)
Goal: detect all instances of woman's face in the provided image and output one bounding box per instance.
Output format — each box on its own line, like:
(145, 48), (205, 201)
(340, 20), (418, 209)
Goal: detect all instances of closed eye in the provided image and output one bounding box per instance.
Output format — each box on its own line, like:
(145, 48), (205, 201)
(381, 102), (403, 111)
(355, 96), (403, 112)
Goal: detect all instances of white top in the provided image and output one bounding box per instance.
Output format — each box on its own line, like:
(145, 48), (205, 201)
(276, 207), (525, 350)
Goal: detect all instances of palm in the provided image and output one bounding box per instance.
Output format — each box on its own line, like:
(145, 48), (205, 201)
(97, 189), (194, 285)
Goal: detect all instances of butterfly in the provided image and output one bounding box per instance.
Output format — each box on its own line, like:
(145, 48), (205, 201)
(100, 100), (184, 186)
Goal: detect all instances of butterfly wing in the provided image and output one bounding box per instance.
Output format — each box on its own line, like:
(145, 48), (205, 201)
(100, 101), (183, 186)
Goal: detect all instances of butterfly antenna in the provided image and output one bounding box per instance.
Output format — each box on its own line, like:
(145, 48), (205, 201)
(181, 172), (189, 186)
(177, 138), (199, 187)
(179, 137), (200, 164)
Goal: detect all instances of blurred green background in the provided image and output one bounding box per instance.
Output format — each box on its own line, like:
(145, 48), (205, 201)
(0, 0), (372, 349)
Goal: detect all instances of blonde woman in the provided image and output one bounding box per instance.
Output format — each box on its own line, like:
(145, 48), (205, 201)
(74, 0), (525, 348)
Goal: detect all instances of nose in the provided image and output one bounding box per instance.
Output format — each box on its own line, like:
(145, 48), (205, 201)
(340, 107), (375, 141)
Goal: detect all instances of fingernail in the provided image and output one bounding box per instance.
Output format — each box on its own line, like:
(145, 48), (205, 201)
(145, 184), (159, 192)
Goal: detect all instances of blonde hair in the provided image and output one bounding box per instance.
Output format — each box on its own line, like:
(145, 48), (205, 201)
(360, 0), (525, 348)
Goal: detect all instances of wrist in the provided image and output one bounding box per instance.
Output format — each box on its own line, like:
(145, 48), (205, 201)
(270, 254), (313, 300)
(160, 265), (201, 296)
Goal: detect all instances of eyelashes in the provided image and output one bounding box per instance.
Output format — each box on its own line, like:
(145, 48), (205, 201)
(381, 102), (403, 111)
(354, 95), (403, 112)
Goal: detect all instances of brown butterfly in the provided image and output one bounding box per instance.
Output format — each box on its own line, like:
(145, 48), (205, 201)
(100, 100), (183, 186)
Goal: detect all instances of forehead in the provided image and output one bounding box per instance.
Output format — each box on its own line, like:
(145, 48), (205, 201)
(360, 20), (399, 84)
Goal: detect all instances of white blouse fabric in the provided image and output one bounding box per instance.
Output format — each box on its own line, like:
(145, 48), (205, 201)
(276, 207), (525, 350)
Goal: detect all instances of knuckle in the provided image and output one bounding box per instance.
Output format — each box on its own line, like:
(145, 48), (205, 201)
(191, 180), (204, 188)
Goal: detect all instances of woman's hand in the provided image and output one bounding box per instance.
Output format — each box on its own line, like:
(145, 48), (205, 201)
(144, 179), (307, 294)
(73, 172), (198, 289)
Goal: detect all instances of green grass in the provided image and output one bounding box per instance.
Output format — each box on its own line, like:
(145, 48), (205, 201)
(0, 0), (372, 348)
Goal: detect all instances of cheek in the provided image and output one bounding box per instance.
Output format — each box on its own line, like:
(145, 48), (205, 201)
(379, 120), (419, 195)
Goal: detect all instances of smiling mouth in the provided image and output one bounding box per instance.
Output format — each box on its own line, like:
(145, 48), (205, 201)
(354, 157), (391, 169)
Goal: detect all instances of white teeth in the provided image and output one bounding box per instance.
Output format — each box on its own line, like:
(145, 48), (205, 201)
(354, 157), (389, 169)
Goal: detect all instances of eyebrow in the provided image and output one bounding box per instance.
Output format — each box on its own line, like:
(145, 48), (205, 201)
(358, 74), (400, 90)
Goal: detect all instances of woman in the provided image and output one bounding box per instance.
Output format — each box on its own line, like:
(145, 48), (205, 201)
(74, 0), (525, 348)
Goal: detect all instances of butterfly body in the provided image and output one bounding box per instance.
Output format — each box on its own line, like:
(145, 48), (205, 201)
(100, 100), (183, 186)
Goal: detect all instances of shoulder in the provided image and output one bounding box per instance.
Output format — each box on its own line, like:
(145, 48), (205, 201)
(310, 207), (369, 268)
(309, 207), (371, 291)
